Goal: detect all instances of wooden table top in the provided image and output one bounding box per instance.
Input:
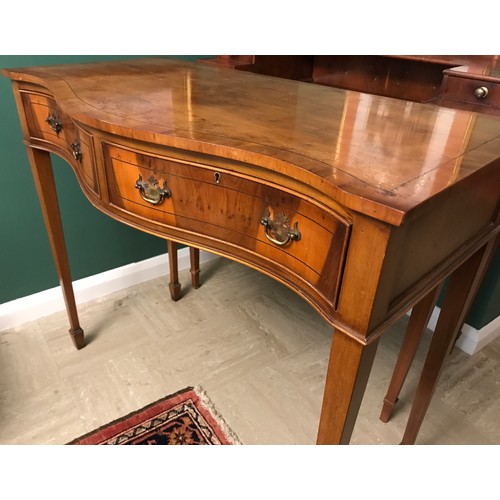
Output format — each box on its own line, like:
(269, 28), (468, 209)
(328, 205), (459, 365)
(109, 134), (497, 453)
(4, 57), (500, 226)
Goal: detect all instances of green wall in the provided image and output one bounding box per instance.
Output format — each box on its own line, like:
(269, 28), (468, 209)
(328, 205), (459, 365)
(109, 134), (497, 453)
(0, 55), (204, 304)
(464, 248), (499, 329)
(0, 55), (498, 331)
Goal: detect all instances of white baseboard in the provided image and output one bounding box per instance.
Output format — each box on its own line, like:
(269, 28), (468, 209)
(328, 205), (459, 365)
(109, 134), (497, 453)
(0, 249), (218, 332)
(425, 306), (500, 356)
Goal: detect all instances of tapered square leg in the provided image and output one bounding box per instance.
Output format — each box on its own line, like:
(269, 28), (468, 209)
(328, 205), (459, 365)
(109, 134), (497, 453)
(401, 240), (497, 445)
(317, 331), (379, 444)
(167, 240), (182, 301)
(167, 243), (202, 301)
(26, 147), (85, 349)
(190, 247), (201, 289)
(380, 284), (443, 423)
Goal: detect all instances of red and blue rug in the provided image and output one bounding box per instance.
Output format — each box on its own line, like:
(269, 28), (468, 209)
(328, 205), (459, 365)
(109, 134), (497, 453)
(68, 387), (240, 445)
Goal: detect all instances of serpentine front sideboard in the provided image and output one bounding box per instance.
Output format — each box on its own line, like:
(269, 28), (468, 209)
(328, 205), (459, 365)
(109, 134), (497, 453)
(3, 58), (499, 444)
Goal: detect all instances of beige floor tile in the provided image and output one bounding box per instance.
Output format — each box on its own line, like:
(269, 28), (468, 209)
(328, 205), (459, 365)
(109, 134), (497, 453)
(0, 257), (499, 445)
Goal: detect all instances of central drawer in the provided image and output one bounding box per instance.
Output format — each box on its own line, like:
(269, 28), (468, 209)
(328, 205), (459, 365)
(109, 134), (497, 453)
(103, 142), (351, 308)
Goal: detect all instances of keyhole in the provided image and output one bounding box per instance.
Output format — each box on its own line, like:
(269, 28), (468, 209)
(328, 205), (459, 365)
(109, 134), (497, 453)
(214, 172), (221, 184)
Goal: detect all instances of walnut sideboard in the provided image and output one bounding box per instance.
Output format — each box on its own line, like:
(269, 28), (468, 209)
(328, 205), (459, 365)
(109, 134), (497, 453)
(3, 58), (499, 444)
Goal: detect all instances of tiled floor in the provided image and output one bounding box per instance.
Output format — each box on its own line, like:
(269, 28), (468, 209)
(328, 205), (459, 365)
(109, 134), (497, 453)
(1, 257), (499, 445)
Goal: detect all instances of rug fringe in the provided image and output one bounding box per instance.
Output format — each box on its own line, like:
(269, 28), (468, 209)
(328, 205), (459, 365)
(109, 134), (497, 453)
(193, 385), (242, 445)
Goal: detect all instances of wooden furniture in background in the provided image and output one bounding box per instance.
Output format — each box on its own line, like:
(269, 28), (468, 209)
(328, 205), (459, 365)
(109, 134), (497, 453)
(3, 58), (499, 444)
(207, 55), (500, 114)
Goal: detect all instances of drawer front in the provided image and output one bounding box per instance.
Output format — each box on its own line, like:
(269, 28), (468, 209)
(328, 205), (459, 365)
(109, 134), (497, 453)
(441, 75), (500, 109)
(21, 90), (75, 149)
(103, 143), (351, 307)
(20, 90), (98, 194)
(76, 127), (99, 194)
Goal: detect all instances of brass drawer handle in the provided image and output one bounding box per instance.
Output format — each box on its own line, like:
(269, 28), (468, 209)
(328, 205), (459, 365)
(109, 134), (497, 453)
(70, 141), (82, 162)
(473, 86), (489, 100)
(46, 114), (62, 134)
(134, 174), (171, 205)
(260, 208), (301, 247)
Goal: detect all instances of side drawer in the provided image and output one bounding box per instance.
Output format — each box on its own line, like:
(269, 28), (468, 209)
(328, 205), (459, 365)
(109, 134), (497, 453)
(103, 143), (351, 308)
(20, 89), (99, 194)
(21, 90), (75, 149)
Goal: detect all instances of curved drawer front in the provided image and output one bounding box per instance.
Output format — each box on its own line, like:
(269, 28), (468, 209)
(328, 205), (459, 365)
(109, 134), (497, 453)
(21, 90), (73, 149)
(20, 89), (98, 194)
(103, 143), (351, 308)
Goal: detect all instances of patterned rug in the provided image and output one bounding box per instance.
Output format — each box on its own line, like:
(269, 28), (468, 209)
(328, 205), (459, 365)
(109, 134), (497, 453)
(68, 387), (240, 445)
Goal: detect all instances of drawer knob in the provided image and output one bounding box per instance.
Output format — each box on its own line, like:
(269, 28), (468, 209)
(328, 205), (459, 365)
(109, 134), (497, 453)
(70, 141), (82, 162)
(46, 114), (62, 134)
(134, 174), (171, 205)
(260, 209), (301, 247)
(473, 86), (489, 100)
